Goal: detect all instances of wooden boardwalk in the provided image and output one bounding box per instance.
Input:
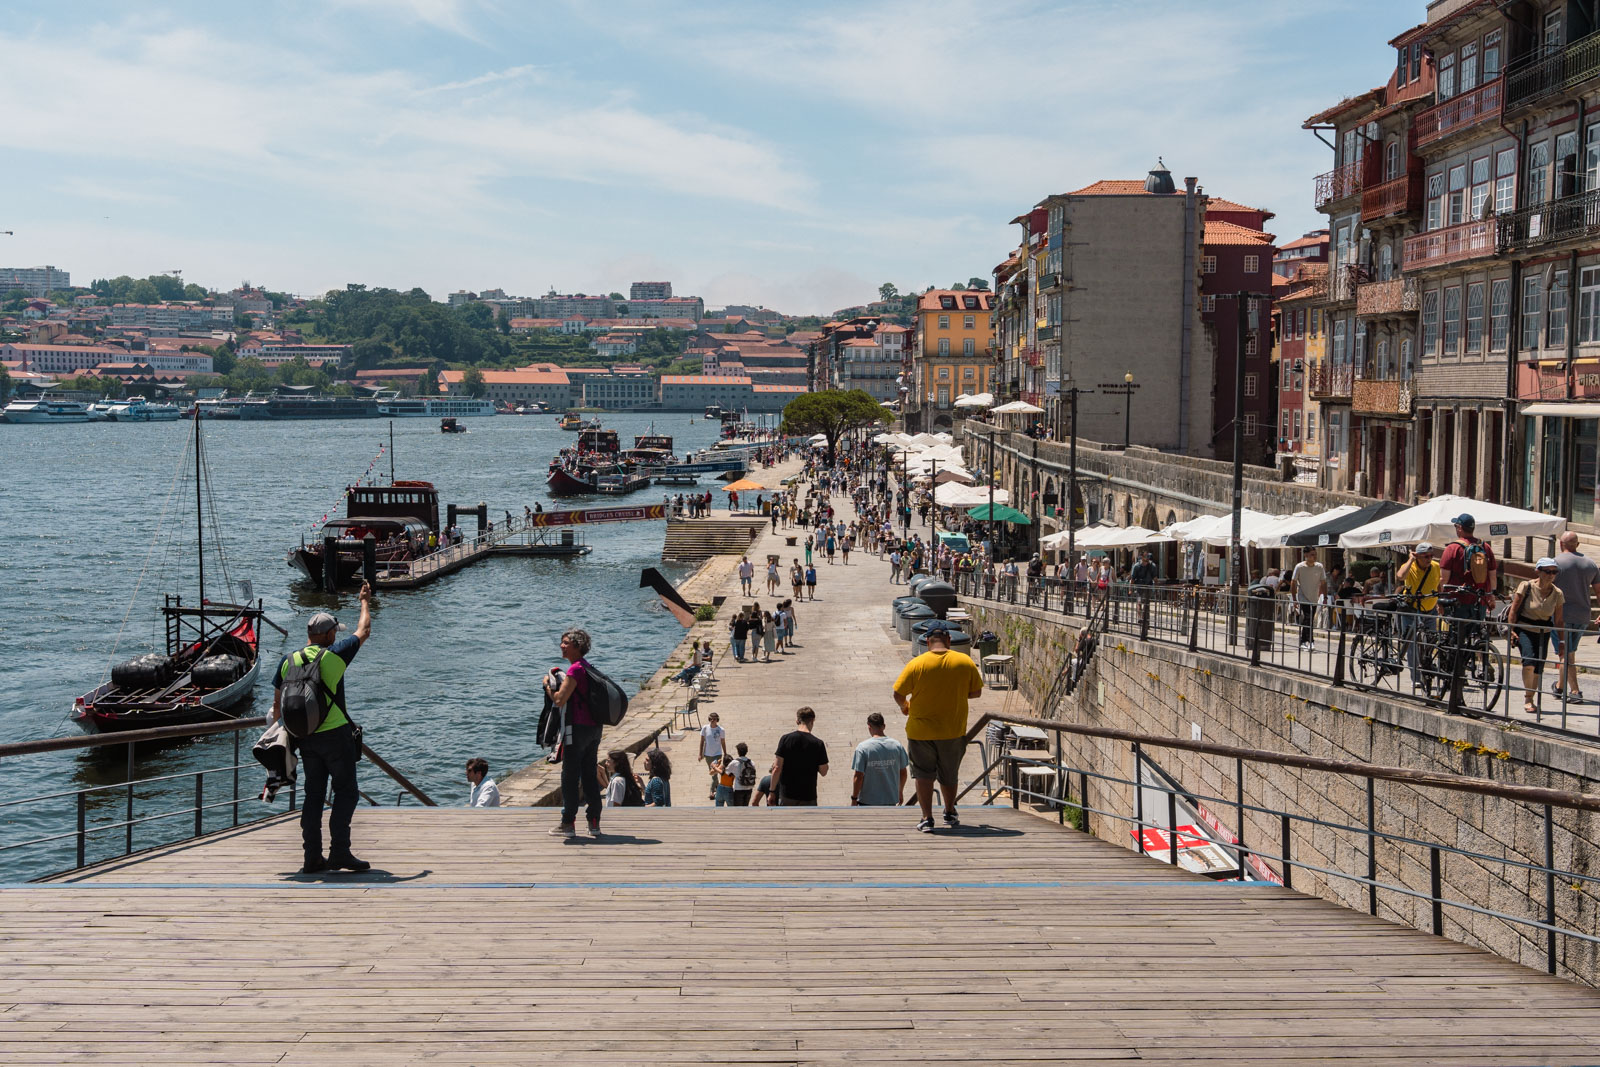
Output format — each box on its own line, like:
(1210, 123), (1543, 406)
(3, 807), (1599, 1064)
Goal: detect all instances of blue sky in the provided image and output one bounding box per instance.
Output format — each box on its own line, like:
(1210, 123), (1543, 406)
(4, 0), (1411, 315)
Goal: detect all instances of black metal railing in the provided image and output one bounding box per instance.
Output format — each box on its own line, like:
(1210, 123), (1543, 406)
(1505, 32), (1600, 113)
(959, 710), (1600, 979)
(1497, 188), (1600, 252)
(0, 718), (434, 881)
(950, 573), (1600, 740)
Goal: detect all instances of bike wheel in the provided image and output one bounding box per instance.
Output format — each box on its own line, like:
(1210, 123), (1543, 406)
(1413, 639), (1445, 700)
(1468, 643), (1502, 713)
(1350, 633), (1380, 688)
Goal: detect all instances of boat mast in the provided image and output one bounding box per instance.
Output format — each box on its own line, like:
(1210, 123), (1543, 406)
(193, 411), (205, 606)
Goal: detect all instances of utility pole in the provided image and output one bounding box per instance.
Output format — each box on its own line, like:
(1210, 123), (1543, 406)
(1063, 384), (1085, 562)
(987, 428), (996, 554)
(1227, 290), (1263, 645)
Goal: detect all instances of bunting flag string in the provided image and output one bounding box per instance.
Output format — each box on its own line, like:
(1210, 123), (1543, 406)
(307, 443), (387, 534)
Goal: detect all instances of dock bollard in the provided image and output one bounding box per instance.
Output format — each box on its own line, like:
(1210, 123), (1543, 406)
(476, 502), (488, 535)
(447, 503), (458, 530)
(362, 533), (377, 586)
(321, 534), (339, 594)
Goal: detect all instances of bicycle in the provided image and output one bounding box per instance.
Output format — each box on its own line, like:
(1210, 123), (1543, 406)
(1436, 585), (1505, 714)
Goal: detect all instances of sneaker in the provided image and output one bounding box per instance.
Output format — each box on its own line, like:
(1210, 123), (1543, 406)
(586, 818), (603, 838)
(1552, 682), (1567, 698)
(916, 816), (935, 833)
(299, 856), (326, 874)
(943, 811), (961, 828)
(549, 823), (577, 837)
(325, 852), (371, 872)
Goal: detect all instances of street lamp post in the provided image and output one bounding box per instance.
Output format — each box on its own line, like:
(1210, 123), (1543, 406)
(1225, 289), (1266, 645)
(1123, 371), (1134, 450)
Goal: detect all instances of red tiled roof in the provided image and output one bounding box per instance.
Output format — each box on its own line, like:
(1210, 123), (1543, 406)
(661, 375), (753, 385)
(1204, 220), (1275, 247)
(1066, 180), (1156, 197)
(1280, 232), (1329, 251)
(1278, 284), (1324, 304)
(917, 290), (995, 312)
(1303, 88), (1385, 129)
(439, 369), (569, 385)
(752, 384), (806, 393)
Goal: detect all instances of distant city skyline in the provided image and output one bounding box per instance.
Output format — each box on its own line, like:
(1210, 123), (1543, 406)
(4, 0), (1401, 314)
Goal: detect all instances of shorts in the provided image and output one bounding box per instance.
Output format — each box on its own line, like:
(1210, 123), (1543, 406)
(908, 737), (968, 783)
(1553, 624), (1587, 656)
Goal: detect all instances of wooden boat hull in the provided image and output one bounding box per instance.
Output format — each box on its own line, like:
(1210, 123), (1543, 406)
(73, 617), (263, 733)
(546, 467), (650, 496)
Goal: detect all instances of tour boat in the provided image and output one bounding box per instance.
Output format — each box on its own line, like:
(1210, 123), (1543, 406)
(288, 480), (442, 587)
(73, 415), (270, 732)
(440, 417), (467, 433)
(375, 395), (497, 418)
(558, 412), (583, 430)
(2, 395), (97, 423)
(106, 398), (183, 422)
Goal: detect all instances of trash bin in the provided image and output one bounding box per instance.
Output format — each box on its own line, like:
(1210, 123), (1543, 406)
(907, 574), (932, 594)
(1244, 585), (1276, 650)
(976, 630), (1000, 661)
(913, 627), (973, 657)
(916, 580), (958, 619)
(891, 595), (923, 628)
(896, 602), (936, 641)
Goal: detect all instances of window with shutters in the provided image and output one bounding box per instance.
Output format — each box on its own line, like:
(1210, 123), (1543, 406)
(1549, 271), (1569, 348)
(1442, 286), (1461, 357)
(1422, 289), (1439, 357)
(1522, 275), (1544, 350)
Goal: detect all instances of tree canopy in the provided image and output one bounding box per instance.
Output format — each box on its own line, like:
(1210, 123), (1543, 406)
(318, 285), (512, 368)
(780, 390), (887, 463)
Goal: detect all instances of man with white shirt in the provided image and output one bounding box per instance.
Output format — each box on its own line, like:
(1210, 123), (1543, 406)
(465, 758), (500, 808)
(699, 712), (727, 801)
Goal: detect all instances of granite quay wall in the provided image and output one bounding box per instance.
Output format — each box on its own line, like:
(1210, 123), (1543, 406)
(963, 596), (1600, 985)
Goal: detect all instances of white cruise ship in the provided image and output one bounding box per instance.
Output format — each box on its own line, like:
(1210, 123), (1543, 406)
(375, 395), (497, 418)
(2, 395), (98, 424)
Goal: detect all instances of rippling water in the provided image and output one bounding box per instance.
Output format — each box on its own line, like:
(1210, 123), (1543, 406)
(0, 411), (722, 878)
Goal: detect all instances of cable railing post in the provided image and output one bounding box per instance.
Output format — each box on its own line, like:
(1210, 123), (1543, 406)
(1430, 846), (1444, 936)
(75, 791), (86, 869)
(1079, 769), (1091, 834)
(1133, 743), (1145, 854)
(1056, 731), (1064, 825)
(1280, 812), (1293, 889)
(1234, 756), (1246, 874)
(125, 741), (135, 857)
(233, 729), (241, 827)
(1332, 616), (1347, 687)
(1447, 625), (1467, 717)
(1366, 776), (1378, 916)
(194, 772), (204, 838)
(1545, 804), (1558, 975)
(1166, 789), (1179, 867)
(1188, 590), (1200, 652)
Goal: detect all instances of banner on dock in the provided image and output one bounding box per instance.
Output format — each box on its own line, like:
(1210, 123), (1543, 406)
(526, 504), (666, 528)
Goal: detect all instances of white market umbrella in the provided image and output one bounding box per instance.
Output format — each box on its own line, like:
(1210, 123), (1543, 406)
(992, 400), (1044, 415)
(1338, 494), (1567, 549)
(808, 433), (828, 443)
(934, 483), (1010, 507)
(1197, 509), (1279, 547)
(1162, 514), (1223, 541)
(932, 466), (976, 485)
(872, 433), (897, 444)
(953, 392), (994, 409)
(1246, 505), (1358, 548)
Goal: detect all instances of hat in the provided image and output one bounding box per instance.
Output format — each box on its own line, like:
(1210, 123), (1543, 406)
(1451, 513), (1476, 529)
(924, 620), (953, 642)
(1537, 557), (1559, 571)
(1415, 541), (1434, 553)
(307, 612), (342, 635)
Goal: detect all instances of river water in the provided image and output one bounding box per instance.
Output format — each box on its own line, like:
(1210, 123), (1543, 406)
(0, 411), (723, 879)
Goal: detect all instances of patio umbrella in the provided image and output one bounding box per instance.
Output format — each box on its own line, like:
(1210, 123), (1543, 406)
(966, 503), (1031, 525)
(932, 466), (976, 485)
(1246, 505), (1358, 548)
(953, 392), (994, 409)
(991, 400), (1044, 415)
(722, 478), (766, 492)
(1337, 494), (1567, 549)
(1283, 500), (1409, 548)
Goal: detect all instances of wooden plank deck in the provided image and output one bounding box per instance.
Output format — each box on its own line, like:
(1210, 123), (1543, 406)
(3, 807), (1598, 1064)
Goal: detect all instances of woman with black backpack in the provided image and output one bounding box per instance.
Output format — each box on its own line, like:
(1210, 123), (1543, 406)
(604, 750), (644, 807)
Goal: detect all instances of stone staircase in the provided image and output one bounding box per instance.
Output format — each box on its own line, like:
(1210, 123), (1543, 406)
(661, 517), (767, 561)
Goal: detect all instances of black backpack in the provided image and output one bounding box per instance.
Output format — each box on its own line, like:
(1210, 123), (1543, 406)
(279, 648), (335, 739)
(582, 661), (629, 726)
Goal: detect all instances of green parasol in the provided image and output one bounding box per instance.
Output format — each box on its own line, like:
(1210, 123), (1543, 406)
(966, 503), (1031, 525)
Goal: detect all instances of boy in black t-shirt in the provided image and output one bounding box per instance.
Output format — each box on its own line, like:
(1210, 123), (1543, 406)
(771, 707), (829, 806)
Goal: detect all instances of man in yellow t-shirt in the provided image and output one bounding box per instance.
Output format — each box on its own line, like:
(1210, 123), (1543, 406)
(893, 622), (983, 833)
(1395, 541), (1441, 678)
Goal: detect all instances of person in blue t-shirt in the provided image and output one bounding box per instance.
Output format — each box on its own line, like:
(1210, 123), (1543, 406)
(851, 712), (909, 806)
(272, 582), (373, 874)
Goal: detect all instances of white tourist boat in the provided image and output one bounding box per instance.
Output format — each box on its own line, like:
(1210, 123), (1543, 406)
(375, 394), (497, 418)
(106, 398), (183, 422)
(2, 395), (97, 424)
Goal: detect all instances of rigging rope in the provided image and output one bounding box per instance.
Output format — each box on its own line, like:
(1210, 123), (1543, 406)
(106, 426), (194, 677)
(305, 443), (387, 534)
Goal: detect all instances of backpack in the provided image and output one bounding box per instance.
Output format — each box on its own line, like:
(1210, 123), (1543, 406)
(1462, 541), (1489, 586)
(734, 756), (757, 790)
(279, 648), (335, 739)
(581, 661), (629, 726)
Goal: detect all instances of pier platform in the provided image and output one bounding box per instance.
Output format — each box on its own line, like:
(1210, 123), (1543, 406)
(7, 806), (1599, 1064)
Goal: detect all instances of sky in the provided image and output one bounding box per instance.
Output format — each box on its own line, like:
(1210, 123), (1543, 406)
(3, 0), (1413, 315)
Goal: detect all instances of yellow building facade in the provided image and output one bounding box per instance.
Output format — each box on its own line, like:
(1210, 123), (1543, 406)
(911, 289), (995, 427)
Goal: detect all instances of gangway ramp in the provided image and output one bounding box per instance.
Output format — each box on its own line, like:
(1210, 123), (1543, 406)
(7, 807), (1600, 1064)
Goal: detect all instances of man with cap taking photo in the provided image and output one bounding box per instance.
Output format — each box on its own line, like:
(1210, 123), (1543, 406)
(272, 581), (374, 874)
(1439, 513), (1498, 621)
(894, 620), (983, 833)
(1396, 542), (1442, 678)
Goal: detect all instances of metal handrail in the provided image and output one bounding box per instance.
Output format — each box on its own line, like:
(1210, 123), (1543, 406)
(965, 710), (1598, 975)
(0, 716), (269, 758)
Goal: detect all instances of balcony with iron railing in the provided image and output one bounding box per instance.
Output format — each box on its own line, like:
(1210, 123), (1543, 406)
(1361, 171), (1425, 223)
(1356, 276), (1419, 317)
(1496, 188), (1600, 253)
(1328, 264), (1369, 304)
(1505, 32), (1600, 113)
(1314, 160), (1363, 211)
(1308, 363), (1354, 399)
(1021, 347), (1043, 367)
(1036, 324), (1059, 342)
(1037, 272), (1061, 291)
(1413, 78), (1502, 150)
(1402, 217), (1498, 270)
(1352, 375), (1414, 417)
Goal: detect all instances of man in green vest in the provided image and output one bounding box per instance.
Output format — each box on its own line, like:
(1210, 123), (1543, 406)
(273, 582), (374, 874)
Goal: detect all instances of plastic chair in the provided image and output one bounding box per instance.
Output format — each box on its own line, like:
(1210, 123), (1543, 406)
(675, 693), (702, 731)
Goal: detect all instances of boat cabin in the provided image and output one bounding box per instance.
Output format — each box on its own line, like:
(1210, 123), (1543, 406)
(634, 433), (673, 452)
(577, 428), (620, 454)
(344, 480), (440, 532)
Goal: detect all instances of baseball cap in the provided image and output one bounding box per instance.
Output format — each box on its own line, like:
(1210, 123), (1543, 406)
(1451, 513), (1476, 529)
(306, 612), (343, 635)
(1415, 541), (1434, 553)
(924, 620), (952, 640)
(1537, 556), (1559, 571)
